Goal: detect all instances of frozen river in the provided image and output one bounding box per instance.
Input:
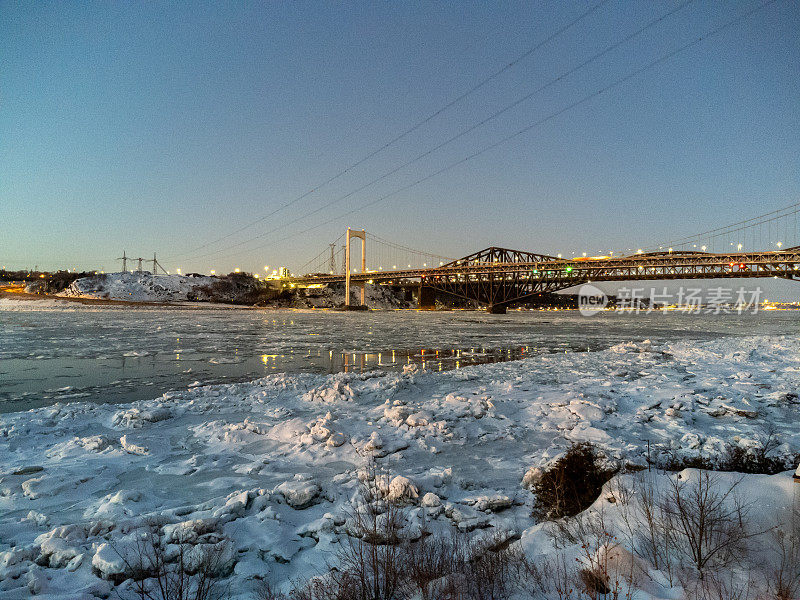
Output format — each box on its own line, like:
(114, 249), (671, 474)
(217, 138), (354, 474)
(1, 303), (798, 413)
(2, 301), (800, 598)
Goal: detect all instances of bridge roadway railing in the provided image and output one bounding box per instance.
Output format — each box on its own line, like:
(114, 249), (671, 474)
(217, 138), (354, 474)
(290, 248), (800, 286)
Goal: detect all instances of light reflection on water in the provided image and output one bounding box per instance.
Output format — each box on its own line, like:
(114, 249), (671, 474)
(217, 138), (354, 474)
(1, 307), (797, 413)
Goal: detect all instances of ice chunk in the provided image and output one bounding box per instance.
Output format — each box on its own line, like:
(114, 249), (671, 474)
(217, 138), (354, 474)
(276, 479), (320, 509)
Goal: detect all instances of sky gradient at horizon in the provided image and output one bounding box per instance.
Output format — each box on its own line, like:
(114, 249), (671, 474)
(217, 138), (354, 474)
(1, 0), (798, 280)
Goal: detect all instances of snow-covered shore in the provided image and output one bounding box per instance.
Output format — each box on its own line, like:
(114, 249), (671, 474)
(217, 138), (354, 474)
(1, 335), (799, 598)
(55, 271), (415, 308)
(58, 272), (217, 302)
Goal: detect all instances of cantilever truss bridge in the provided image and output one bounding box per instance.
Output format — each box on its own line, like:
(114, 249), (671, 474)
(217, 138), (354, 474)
(291, 245), (800, 313)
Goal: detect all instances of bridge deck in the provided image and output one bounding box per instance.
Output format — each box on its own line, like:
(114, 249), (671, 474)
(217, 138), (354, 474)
(292, 249), (800, 285)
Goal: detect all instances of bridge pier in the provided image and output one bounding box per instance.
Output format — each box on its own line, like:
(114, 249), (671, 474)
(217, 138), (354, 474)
(487, 303), (507, 314)
(417, 284), (436, 310)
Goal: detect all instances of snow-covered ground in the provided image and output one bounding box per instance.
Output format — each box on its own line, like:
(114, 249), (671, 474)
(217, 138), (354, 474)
(55, 272), (414, 308)
(58, 272), (217, 302)
(1, 334), (799, 598)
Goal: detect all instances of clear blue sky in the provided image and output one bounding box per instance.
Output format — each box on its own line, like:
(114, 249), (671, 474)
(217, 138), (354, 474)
(1, 0), (798, 278)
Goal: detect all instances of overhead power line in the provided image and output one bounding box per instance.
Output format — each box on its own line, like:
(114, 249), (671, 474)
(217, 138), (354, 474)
(205, 0), (780, 265)
(164, 0), (610, 261)
(190, 0), (694, 262)
(651, 201), (800, 249)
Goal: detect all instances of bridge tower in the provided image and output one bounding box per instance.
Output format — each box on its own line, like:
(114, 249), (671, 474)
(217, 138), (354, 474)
(344, 228), (366, 309)
(329, 244), (336, 274)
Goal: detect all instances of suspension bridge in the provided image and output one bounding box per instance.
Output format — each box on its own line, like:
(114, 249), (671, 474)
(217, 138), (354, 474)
(289, 204), (800, 313)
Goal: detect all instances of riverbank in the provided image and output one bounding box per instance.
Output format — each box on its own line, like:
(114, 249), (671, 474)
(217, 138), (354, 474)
(1, 333), (798, 598)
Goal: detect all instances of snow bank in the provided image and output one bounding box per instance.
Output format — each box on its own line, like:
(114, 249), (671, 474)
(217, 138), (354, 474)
(0, 334), (798, 597)
(59, 272), (216, 302)
(58, 273), (413, 308)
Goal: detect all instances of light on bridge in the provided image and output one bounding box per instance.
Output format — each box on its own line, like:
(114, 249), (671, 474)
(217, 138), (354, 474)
(210, 270), (215, 275)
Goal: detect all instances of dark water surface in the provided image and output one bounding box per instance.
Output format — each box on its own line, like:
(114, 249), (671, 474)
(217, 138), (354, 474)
(1, 304), (798, 412)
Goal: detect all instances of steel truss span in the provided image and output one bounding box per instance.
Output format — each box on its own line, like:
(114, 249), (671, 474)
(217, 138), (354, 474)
(291, 246), (800, 313)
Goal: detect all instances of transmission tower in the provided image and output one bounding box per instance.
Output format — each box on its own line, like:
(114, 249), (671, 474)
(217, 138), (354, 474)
(150, 253), (168, 275)
(116, 250), (128, 272)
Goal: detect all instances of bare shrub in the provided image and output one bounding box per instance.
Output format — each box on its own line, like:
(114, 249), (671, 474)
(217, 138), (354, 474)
(531, 443), (617, 520)
(259, 481), (530, 600)
(764, 503), (800, 600)
(659, 471), (762, 580)
(551, 507), (638, 600)
(615, 473), (678, 586)
(684, 571), (758, 600)
(719, 426), (792, 475)
(332, 467), (406, 600)
(399, 532), (463, 600)
(439, 531), (527, 600)
(657, 426), (795, 475)
(113, 520), (230, 600)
